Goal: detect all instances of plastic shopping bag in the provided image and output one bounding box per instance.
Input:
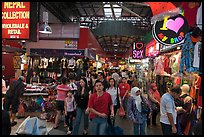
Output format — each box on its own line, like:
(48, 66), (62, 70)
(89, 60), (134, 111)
(16, 116), (48, 135)
(118, 105), (125, 117)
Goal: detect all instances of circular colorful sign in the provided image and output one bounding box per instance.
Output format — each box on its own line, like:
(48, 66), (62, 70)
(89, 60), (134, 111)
(152, 14), (189, 46)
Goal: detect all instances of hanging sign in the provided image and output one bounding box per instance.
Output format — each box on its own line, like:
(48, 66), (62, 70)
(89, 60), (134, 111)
(2, 2), (30, 39)
(65, 39), (78, 49)
(132, 42), (145, 59)
(152, 14), (189, 46)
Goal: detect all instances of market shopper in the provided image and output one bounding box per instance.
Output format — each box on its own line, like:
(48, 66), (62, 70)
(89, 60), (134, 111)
(147, 83), (161, 126)
(127, 87), (152, 135)
(30, 71), (40, 84)
(53, 77), (71, 129)
(88, 80), (114, 135)
(64, 90), (76, 135)
(118, 77), (130, 118)
(127, 75), (133, 88)
(160, 85), (182, 135)
(106, 78), (122, 126)
(111, 69), (120, 85)
(73, 78), (90, 135)
(3, 76), (25, 127)
(2, 109), (11, 135)
(97, 72), (108, 91)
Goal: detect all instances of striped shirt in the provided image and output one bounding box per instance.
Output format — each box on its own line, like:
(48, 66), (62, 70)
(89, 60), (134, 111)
(56, 84), (71, 101)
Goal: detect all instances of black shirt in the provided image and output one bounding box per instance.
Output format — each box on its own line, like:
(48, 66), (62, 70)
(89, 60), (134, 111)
(74, 87), (90, 109)
(6, 79), (25, 99)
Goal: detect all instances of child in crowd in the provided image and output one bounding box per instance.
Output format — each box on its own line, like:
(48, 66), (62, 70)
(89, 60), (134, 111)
(64, 90), (76, 135)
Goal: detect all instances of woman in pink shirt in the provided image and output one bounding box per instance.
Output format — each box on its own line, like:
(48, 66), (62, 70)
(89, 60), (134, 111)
(54, 77), (71, 129)
(147, 83), (161, 126)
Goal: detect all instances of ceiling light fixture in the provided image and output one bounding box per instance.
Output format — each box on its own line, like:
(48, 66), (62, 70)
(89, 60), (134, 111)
(114, 44), (118, 47)
(39, 12), (52, 34)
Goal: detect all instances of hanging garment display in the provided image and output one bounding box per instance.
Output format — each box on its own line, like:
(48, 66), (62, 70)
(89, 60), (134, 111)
(68, 57), (76, 68)
(180, 33), (199, 73)
(196, 2), (202, 30)
(154, 56), (165, 75)
(193, 42), (201, 68)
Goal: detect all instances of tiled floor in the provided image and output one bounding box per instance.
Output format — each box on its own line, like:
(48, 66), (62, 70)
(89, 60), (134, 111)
(10, 112), (162, 135)
(10, 115), (55, 135)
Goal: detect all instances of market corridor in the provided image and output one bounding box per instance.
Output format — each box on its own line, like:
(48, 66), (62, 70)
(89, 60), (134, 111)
(10, 113), (162, 135)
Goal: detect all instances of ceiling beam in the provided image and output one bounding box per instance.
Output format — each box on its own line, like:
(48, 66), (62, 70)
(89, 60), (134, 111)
(41, 2), (72, 22)
(110, 2), (116, 21)
(115, 2), (142, 19)
(127, 2), (150, 7)
(89, 2), (107, 19)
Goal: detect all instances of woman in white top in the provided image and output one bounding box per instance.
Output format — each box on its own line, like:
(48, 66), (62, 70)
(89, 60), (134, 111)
(106, 78), (122, 126)
(64, 90), (76, 135)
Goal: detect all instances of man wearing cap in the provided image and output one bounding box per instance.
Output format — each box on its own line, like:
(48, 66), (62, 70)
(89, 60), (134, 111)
(3, 76), (25, 127)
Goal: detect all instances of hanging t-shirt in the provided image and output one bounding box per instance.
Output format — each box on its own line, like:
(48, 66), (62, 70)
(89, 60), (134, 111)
(196, 3), (202, 30)
(181, 2), (200, 26)
(193, 42), (201, 68)
(163, 55), (170, 74)
(180, 33), (199, 73)
(154, 56), (164, 75)
(68, 58), (76, 68)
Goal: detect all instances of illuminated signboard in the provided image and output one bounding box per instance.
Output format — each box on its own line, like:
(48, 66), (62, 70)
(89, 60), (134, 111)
(2, 2), (30, 39)
(145, 40), (160, 57)
(152, 14), (189, 46)
(132, 42), (145, 59)
(65, 39), (78, 49)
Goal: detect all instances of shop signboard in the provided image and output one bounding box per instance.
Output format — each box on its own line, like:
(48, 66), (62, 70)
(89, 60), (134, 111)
(145, 40), (160, 57)
(152, 14), (189, 47)
(2, 2), (30, 39)
(65, 39), (78, 49)
(30, 49), (85, 57)
(129, 58), (141, 63)
(132, 42), (145, 59)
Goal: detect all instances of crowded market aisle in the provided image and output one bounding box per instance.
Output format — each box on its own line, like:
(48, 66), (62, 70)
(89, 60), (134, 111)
(10, 114), (162, 135)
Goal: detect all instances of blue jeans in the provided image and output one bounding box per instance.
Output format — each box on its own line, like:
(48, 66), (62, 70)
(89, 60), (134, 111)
(91, 117), (108, 135)
(72, 107), (89, 135)
(133, 120), (146, 135)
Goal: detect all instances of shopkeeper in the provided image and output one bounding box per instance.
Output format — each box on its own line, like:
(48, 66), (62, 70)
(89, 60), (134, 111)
(30, 71), (40, 84)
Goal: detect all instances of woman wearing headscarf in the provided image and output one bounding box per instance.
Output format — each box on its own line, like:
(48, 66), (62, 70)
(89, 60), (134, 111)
(147, 83), (161, 126)
(127, 87), (152, 135)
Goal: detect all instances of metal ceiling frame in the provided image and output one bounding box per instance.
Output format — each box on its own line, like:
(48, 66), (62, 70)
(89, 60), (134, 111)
(40, 2), (152, 57)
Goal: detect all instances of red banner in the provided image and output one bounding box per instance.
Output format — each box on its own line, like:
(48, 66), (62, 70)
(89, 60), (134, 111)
(2, 2), (30, 39)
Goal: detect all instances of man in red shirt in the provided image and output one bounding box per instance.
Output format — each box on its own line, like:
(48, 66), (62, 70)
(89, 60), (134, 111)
(88, 80), (114, 135)
(118, 77), (130, 118)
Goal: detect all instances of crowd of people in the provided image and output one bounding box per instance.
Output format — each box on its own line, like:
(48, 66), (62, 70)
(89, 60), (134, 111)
(2, 69), (202, 135)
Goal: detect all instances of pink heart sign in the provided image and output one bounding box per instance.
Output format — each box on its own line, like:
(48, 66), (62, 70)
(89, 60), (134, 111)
(166, 17), (184, 33)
